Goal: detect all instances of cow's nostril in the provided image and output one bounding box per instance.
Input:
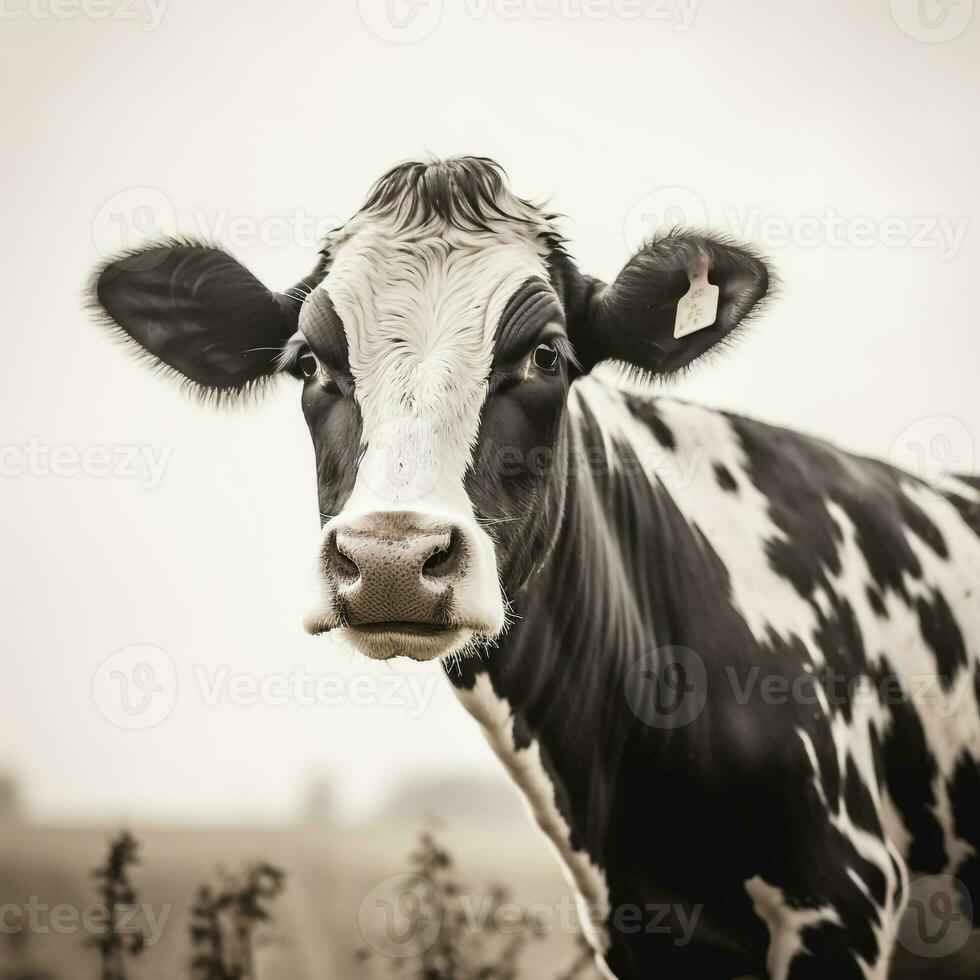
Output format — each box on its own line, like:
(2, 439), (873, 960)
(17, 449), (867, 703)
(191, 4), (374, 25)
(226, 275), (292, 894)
(421, 529), (462, 581)
(326, 531), (361, 584)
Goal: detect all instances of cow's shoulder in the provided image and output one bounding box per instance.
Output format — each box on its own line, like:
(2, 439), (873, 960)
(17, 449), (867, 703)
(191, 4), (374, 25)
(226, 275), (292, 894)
(599, 384), (980, 884)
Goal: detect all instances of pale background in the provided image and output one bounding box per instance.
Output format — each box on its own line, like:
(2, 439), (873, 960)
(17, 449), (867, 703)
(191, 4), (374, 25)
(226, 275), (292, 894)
(1, 0), (978, 828)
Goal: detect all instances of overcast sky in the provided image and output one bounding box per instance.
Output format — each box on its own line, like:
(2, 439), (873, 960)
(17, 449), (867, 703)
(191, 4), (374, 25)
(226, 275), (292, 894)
(1, 0), (978, 824)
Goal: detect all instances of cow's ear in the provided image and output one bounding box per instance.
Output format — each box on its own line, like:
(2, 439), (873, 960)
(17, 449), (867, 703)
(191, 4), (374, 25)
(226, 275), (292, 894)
(90, 239), (327, 399)
(559, 232), (772, 377)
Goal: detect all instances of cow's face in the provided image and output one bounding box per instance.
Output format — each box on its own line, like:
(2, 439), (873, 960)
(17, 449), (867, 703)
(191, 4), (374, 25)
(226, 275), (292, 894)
(93, 157), (771, 662)
(287, 205), (571, 660)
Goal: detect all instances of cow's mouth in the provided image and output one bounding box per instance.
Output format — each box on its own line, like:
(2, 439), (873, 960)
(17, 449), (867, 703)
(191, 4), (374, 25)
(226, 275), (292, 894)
(309, 620), (474, 662)
(348, 621), (455, 637)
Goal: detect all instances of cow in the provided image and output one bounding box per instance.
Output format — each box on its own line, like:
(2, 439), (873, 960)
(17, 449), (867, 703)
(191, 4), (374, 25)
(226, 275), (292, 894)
(90, 156), (980, 979)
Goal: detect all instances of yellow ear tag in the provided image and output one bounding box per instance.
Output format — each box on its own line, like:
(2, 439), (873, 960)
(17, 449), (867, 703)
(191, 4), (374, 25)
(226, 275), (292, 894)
(674, 255), (720, 339)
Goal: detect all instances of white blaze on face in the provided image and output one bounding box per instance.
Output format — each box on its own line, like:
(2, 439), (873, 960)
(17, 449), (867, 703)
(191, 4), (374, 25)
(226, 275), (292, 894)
(319, 216), (550, 636)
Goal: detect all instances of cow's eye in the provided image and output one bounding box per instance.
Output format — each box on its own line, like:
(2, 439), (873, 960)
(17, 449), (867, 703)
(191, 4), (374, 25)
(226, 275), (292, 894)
(532, 343), (560, 374)
(299, 352), (320, 379)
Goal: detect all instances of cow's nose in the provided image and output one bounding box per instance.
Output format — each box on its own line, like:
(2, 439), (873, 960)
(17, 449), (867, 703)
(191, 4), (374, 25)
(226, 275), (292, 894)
(332, 527), (463, 585)
(322, 513), (467, 626)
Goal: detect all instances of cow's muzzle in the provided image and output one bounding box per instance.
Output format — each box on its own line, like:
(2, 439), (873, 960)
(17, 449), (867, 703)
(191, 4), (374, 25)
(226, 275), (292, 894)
(306, 511), (500, 660)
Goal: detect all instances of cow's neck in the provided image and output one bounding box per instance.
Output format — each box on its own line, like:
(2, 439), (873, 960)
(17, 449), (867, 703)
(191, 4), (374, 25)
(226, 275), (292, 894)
(449, 378), (696, 950)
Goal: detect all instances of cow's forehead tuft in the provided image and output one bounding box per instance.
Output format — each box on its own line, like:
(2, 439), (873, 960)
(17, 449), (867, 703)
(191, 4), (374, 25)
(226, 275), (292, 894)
(331, 155), (564, 246)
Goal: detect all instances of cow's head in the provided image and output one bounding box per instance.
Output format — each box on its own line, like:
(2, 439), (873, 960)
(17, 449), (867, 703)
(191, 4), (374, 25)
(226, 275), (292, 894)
(92, 157), (770, 661)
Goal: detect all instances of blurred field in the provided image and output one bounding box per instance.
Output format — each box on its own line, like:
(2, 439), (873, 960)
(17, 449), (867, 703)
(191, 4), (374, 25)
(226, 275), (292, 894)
(2, 809), (976, 978)
(0, 814), (601, 979)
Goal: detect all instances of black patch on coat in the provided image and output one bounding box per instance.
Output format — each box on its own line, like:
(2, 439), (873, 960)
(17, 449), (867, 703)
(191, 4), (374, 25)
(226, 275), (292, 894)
(623, 393), (676, 449)
(713, 462), (738, 492)
(844, 756), (884, 840)
(865, 585), (886, 617)
(944, 475), (980, 538)
(949, 752), (980, 922)
(812, 595), (867, 723)
(915, 590), (968, 690)
(729, 414), (947, 606)
(877, 656), (948, 874)
(790, 924), (866, 979)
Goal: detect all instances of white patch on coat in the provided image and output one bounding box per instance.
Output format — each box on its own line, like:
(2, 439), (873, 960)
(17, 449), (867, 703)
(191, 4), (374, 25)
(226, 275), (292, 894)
(796, 728), (829, 808)
(454, 674), (615, 979)
(571, 379), (824, 655)
(745, 876), (843, 980)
